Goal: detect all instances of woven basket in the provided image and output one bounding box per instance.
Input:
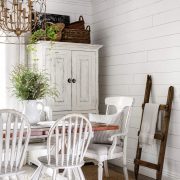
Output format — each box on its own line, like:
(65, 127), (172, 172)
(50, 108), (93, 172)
(66, 16), (85, 29)
(61, 25), (90, 44)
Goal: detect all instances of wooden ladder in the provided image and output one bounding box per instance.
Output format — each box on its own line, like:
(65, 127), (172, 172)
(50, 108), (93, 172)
(134, 75), (174, 180)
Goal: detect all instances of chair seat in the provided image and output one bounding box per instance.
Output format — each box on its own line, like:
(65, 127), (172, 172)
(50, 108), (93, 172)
(86, 143), (123, 162)
(38, 155), (84, 169)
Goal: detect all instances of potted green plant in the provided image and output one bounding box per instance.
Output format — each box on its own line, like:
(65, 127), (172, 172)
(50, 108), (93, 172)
(10, 65), (58, 124)
(28, 23), (65, 44)
(27, 23), (65, 59)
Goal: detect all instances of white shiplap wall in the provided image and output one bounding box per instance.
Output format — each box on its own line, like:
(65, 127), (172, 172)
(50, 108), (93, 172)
(91, 0), (180, 179)
(46, 0), (92, 25)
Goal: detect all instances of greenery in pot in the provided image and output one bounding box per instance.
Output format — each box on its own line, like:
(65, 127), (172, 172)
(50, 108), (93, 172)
(10, 65), (58, 100)
(27, 23), (65, 58)
(28, 23), (65, 44)
(28, 29), (46, 44)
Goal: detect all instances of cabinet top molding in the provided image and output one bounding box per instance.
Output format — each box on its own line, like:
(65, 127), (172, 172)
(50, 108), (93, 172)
(34, 41), (103, 50)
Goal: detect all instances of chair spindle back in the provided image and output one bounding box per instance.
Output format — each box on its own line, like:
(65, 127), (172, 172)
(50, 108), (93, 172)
(47, 114), (93, 166)
(105, 97), (134, 134)
(0, 109), (31, 174)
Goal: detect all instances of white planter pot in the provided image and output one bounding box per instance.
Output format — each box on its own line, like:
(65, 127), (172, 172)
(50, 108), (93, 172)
(23, 100), (45, 124)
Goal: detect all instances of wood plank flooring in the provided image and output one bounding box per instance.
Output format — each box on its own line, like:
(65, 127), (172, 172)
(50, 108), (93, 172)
(83, 164), (153, 180)
(22, 164), (153, 180)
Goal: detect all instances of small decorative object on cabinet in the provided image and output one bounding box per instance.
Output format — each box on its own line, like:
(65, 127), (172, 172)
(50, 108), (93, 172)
(29, 23), (65, 44)
(28, 41), (102, 120)
(62, 16), (91, 44)
(66, 15), (85, 29)
(33, 13), (70, 31)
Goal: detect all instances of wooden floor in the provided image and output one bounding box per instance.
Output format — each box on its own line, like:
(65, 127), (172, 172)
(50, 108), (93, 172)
(82, 164), (153, 180)
(23, 164), (153, 180)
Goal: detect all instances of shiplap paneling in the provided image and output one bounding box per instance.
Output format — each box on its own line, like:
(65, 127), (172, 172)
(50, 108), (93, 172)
(92, 0), (180, 179)
(46, 0), (92, 25)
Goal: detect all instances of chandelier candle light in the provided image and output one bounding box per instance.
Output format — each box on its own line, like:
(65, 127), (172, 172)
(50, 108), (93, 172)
(0, 0), (38, 36)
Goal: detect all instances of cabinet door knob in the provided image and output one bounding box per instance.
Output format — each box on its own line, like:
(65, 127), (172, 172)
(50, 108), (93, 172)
(72, 79), (76, 83)
(68, 78), (72, 83)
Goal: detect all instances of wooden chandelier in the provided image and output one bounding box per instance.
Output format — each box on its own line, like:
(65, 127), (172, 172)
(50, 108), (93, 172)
(0, 0), (43, 36)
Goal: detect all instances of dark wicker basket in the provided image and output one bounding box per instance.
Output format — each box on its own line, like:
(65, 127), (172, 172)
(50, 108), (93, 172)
(66, 16), (85, 29)
(61, 25), (90, 44)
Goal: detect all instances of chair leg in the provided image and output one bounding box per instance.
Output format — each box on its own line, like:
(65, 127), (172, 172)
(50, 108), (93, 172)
(77, 167), (85, 180)
(104, 160), (109, 177)
(72, 168), (82, 180)
(31, 164), (43, 180)
(72, 168), (81, 180)
(98, 162), (103, 180)
(123, 155), (129, 180)
(67, 169), (73, 180)
(62, 169), (67, 177)
(52, 170), (57, 180)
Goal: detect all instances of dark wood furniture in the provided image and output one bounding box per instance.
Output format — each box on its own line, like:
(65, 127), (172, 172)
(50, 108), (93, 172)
(134, 75), (174, 180)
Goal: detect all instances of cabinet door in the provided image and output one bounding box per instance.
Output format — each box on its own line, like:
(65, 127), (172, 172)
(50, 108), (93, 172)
(45, 49), (72, 111)
(72, 51), (96, 110)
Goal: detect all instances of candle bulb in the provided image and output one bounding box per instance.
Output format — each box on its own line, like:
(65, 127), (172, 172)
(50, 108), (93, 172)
(4, 0), (7, 8)
(13, 0), (16, 5)
(23, 8), (26, 17)
(18, 2), (22, 11)
(4, 8), (7, 17)
(1, 0), (4, 7)
(28, 0), (31, 7)
(10, 14), (12, 22)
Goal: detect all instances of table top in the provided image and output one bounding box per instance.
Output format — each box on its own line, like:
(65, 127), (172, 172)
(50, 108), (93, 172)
(30, 121), (119, 139)
(31, 121), (119, 131)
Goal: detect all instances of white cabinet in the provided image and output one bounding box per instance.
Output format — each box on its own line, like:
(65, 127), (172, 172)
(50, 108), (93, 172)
(72, 51), (96, 111)
(28, 41), (102, 119)
(45, 50), (72, 111)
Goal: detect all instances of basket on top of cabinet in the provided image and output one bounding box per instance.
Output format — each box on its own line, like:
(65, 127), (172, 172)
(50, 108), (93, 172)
(61, 16), (91, 44)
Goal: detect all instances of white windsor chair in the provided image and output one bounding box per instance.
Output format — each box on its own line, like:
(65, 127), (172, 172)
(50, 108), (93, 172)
(31, 114), (93, 180)
(86, 97), (134, 180)
(0, 109), (31, 179)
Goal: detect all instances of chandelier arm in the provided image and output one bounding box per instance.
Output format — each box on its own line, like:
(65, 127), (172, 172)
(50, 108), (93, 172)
(4, 14), (14, 33)
(0, 0), (46, 36)
(23, 18), (27, 30)
(3, 19), (11, 32)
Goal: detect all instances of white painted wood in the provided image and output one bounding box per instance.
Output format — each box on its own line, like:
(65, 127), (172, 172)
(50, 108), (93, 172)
(28, 42), (102, 120)
(72, 51), (96, 110)
(0, 109), (31, 177)
(98, 162), (103, 180)
(45, 0), (92, 28)
(91, 0), (180, 178)
(104, 161), (109, 177)
(31, 114), (93, 180)
(86, 97), (134, 180)
(45, 49), (72, 111)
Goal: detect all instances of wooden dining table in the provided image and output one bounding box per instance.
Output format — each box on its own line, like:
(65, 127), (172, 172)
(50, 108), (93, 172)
(30, 121), (119, 139)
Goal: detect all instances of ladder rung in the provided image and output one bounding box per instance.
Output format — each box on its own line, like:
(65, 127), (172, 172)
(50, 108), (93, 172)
(154, 131), (164, 140)
(142, 104), (168, 110)
(137, 131), (164, 140)
(159, 105), (169, 110)
(134, 159), (160, 170)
